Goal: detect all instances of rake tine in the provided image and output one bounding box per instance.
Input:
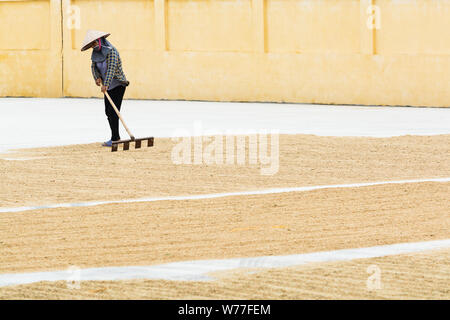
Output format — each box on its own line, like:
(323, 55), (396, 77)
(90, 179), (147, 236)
(110, 137), (153, 152)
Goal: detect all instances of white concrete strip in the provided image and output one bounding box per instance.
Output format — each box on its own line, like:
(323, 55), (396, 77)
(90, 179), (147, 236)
(1, 98), (450, 153)
(0, 239), (449, 287)
(1, 177), (449, 214)
(2, 157), (45, 161)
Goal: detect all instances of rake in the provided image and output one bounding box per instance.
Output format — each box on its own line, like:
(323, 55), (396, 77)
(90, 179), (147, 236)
(104, 91), (154, 152)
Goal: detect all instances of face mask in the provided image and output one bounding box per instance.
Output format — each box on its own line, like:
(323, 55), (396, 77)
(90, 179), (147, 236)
(93, 38), (102, 51)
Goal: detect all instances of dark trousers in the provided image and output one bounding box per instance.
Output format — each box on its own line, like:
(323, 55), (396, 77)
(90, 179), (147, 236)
(104, 85), (126, 141)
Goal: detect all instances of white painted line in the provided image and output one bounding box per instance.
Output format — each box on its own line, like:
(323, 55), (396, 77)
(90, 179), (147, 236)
(2, 157), (44, 161)
(1, 177), (449, 213)
(3, 178), (450, 213)
(0, 239), (449, 287)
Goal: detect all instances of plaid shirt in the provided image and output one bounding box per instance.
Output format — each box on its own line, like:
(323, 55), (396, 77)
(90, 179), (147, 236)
(91, 47), (129, 88)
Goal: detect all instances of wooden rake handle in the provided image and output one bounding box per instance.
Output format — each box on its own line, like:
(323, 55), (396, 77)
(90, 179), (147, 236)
(104, 90), (135, 141)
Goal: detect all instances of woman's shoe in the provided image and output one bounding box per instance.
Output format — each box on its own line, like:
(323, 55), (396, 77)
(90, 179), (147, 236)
(102, 140), (112, 147)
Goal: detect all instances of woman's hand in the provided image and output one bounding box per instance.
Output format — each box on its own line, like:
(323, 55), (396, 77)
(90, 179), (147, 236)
(96, 78), (102, 86)
(101, 85), (108, 93)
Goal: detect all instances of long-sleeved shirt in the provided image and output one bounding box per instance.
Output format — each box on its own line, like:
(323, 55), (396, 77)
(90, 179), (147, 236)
(91, 46), (129, 89)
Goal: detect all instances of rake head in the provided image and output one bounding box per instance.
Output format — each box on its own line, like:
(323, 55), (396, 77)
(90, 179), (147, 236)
(111, 137), (154, 152)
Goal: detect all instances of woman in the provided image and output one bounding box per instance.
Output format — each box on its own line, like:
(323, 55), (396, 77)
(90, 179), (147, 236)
(81, 30), (130, 147)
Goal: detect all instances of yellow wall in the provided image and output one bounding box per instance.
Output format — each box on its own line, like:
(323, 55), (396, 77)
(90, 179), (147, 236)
(1, 0), (449, 107)
(0, 0), (61, 97)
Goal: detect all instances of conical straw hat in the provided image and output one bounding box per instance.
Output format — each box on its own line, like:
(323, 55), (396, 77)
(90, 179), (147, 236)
(81, 29), (110, 51)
